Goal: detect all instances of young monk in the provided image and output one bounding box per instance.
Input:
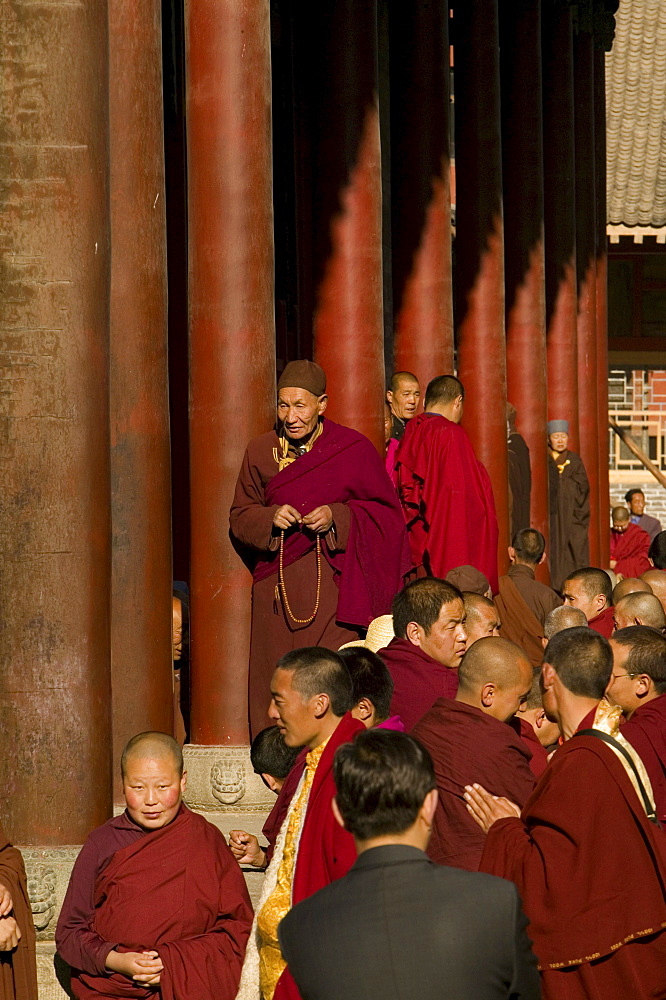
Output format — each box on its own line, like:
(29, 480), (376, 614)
(56, 732), (252, 1000)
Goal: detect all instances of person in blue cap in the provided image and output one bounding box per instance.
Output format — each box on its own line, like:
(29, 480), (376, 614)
(547, 420), (590, 590)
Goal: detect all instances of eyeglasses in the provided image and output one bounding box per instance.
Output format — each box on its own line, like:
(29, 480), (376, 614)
(609, 671), (638, 681)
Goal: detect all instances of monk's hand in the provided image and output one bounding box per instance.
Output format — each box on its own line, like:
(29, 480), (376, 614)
(132, 951), (163, 986)
(228, 830), (266, 868)
(273, 505), (302, 530)
(0, 882), (13, 917)
(302, 505), (333, 533)
(105, 949), (162, 981)
(464, 784), (521, 834)
(0, 916), (20, 951)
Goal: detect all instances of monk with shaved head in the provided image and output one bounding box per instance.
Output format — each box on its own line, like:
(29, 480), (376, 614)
(56, 732), (252, 999)
(462, 592), (501, 646)
(610, 506), (651, 577)
(411, 638), (535, 871)
(614, 591), (666, 632)
(612, 576), (651, 604)
(642, 568), (666, 615)
(543, 604), (588, 644)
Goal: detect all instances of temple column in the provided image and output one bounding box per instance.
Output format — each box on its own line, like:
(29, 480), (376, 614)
(500, 0), (550, 571)
(454, 0), (510, 572)
(595, 45), (610, 567)
(187, 0), (276, 747)
(389, 0), (454, 387)
(0, 0), (112, 844)
(542, 0), (579, 450)
(108, 0), (173, 801)
(301, 0), (385, 453)
(573, 25), (601, 565)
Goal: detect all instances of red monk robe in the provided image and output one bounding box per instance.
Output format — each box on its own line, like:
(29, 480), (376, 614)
(396, 412), (499, 592)
(230, 419), (410, 737)
(411, 699), (536, 871)
(622, 693), (666, 825)
(588, 604), (615, 638)
(510, 717), (550, 778)
(610, 522), (651, 577)
(378, 637), (459, 731)
(479, 727), (666, 1000)
(0, 824), (37, 1000)
(56, 805), (252, 1000)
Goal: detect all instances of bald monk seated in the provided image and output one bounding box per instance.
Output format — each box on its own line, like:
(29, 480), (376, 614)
(466, 628), (666, 1000)
(495, 529), (561, 666)
(542, 604), (587, 647)
(561, 567), (615, 637)
(608, 626), (666, 824)
(511, 668), (561, 776)
(614, 591), (666, 632)
(56, 732), (253, 1000)
(610, 506), (651, 578)
(642, 567), (666, 614)
(378, 579), (466, 730)
(0, 823), (37, 1000)
(462, 593), (501, 646)
(411, 638), (536, 871)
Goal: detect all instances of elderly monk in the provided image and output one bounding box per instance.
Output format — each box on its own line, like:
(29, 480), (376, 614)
(0, 824), (37, 1000)
(466, 628), (666, 1000)
(610, 506), (651, 578)
(230, 648), (364, 1000)
(608, 626), (666, 824)
(56, 732), (252, 1000)
(396, 375), (499, 591)
(625, 488), (662, 542)
(542, 604), (587, 647)
(547, 420), (590, 589)
(561, 567), (615, 637)
(462, 593), (501, 646)
(386, 371), (421, 441)
(230, 361), (409, 736)
(614, 591), (666, 631)
(642, 568), (666, 614)
(411, 638), (535, 871)
(496, 529), (561, 666)
(377, 579), (466, 730)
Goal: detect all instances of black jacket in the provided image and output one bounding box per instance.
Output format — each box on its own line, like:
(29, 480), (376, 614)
(278, 844), (540, 1000)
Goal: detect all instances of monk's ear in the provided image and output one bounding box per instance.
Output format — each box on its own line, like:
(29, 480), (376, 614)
(541, 662), (556, 691)
(312, 692), (331, 719)
(180, 770), (188, 795)
(405, 621), (422, 646)
(331, 797), (346, 830)
(537, 552), (546, 565)
(351, 698), (374, 725)
(508, 546), (516, 563)
(480, 682), (495, 708)
(534, 709), (547, 729)
(635, 674), (652, 698)
(421, 787), (438, 827)
(317, 394), (328, 416)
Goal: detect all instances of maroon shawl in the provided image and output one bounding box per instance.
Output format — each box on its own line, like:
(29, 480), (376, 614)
(71, 808), (252, 1000)
(253, 420), (410, 628)
(610, 523), (651, 578)
(379, 637), (459, 731)
(396, 413), (499, 591)
(622, 694), (666, 824)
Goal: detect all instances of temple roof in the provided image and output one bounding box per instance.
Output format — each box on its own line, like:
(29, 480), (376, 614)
(606, 0), (666, 228)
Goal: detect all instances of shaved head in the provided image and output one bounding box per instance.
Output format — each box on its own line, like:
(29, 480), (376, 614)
(457, 638), (533, 721)
(121, 731), (184, 779)
(462, 593), (501, 645)
(543, 605), (588, 639)
(615, 592), (666, 631)
(642, 569), (666, 614)
(612, 506), (629, 524)
(613, 577), (652, 604)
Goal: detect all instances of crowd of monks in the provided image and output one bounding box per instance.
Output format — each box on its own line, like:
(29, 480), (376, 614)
(3, 360), (666, 1000)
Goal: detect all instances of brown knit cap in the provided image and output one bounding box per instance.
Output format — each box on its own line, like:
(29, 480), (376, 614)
(277, 360), (326, 396)
(445, 565), (490, 596)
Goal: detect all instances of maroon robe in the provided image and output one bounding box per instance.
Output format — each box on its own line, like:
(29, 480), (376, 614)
(588, 604), (615, 638)
(230, 419), (410, 736)
(480, 715), (666, 1000)
(610, 522), (651, 578)
(395, 412), (499, 592)
(0, 825), (37, 1000)
(57, 806), (252, 1000)
(622, 694), (666, 824)
(378, 637), (459, 731)
(411, 699), (536, 871)
(510, 717), (550, 778)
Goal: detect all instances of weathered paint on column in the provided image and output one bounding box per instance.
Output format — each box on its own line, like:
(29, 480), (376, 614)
(109, 0), (174, 798)
(500, 0), (550, 574)
(542, 0), (579, 450)
(454, 0), (510, 573)
(306, 0), (385, 454)
(390, 0), (454, 387)
(574, 28), (600, 566)
(0, 0), (112, 842)
(595, 45), (610, 567)
(187, 0), (276, 745)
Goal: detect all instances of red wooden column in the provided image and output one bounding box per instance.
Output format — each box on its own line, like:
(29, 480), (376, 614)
(454, 0), (510, 573)
(389, 0), (454, 386)
(500, 0), (549, 568)
(0, 0), (112, 842)
(187, 0), (276, 745)
(306, 0), (385, 454)
(542, 0), (579, 450)
(595, 45), (610, 567)
(108, 0), (174, 798)
(574, 26), (601, 566)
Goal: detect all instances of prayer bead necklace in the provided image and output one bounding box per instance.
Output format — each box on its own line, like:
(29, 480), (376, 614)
(278, 530), (321, 625)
